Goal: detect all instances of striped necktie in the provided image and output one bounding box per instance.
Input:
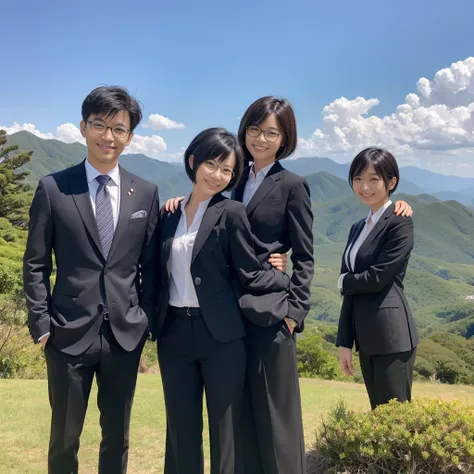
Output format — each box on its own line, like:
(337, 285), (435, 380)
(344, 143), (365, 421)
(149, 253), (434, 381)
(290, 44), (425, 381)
(95, 175), (114, 259)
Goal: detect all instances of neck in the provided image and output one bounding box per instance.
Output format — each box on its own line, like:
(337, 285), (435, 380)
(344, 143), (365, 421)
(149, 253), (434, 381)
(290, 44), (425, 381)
(370, 198), (390, 215)
(87, 156), (118, 174)
(188, 186), (213, 207)
(252, 157), (276, 174)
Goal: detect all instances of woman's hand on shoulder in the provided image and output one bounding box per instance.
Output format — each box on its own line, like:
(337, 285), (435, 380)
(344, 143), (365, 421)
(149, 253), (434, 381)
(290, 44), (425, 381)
(394, 200), (413, 217)
(164, 196), (185, 213)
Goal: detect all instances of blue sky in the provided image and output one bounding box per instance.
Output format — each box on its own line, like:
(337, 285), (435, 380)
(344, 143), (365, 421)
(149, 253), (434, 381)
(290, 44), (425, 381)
(3, 0), (474, 175)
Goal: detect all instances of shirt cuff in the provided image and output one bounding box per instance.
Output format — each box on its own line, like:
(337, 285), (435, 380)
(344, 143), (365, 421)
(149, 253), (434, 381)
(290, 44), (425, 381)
(338, 273), (347, 292)
(38, 332), (50, 343)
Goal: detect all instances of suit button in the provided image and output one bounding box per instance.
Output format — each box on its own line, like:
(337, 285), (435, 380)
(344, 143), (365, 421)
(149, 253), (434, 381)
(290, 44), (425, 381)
(104, 268), (108, 275)
(97, 304), (104, 312)
(194, 277), (201, 286)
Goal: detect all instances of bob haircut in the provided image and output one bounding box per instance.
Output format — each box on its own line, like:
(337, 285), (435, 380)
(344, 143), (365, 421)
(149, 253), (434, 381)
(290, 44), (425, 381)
(82, 86), (143, 131)
(184, 128), (244, 192)
(349, 147), (400, 195)
(237, 96), (297, 165)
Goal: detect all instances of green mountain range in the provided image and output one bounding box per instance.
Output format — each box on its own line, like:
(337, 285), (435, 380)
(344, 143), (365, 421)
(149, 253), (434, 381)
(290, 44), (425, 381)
(5, 130), (474, 341)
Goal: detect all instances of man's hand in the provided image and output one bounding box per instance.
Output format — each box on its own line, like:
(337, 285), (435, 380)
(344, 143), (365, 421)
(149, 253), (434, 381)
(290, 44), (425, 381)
(268, 253), (288, 273)
(40, 335), (49, 350)
(394, 200), (413, 217)
(339, 347), (354, 376)
(164, 197), (185, 213)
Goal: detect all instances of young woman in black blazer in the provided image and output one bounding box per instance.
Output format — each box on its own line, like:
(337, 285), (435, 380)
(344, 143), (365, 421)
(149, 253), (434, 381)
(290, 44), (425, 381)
(336, 147), (419, 410)
(149, 128), (289, 474)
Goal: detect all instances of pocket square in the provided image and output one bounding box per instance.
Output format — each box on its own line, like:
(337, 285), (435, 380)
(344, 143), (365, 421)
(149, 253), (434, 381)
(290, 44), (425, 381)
(131, 210), (147, 219)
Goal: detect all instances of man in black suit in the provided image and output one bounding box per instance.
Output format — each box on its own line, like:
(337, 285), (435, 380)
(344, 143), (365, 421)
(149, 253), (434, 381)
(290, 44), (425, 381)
(23, 86), (159, 474)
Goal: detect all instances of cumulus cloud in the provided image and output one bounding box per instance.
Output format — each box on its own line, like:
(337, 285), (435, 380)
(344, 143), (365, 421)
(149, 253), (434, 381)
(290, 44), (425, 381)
(126, 134), (167, 157)
(298, 57), (474, 158)
(142, 114), (185, 130)
(56, 123), (85, 144)
(0, 122), (55, 140)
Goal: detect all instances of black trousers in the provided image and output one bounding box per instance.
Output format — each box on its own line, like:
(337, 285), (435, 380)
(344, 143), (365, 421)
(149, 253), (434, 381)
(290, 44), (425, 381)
(359, 347), (417, 410)
(44, 320), (146, 474)
(157, 307), (246, 474)
(240, 320), (306, 474)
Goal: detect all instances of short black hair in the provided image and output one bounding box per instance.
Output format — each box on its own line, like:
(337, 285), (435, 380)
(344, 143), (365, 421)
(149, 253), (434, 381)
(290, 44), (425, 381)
(349, 147), (400, 195)
(184, 128), (244, 192)
(81, 86), (143, 131)
(238, 96), (297, 165)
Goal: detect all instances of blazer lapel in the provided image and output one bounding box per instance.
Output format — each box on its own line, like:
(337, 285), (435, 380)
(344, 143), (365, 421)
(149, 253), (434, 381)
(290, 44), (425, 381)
(68, 161), (104, 259)
(355, 204), (394, 269)
(343, 219), (365, 272)
(107, 167), (135, 260)
(245, 161), (283, 216)
(191, 194), (226, 264)
(162, 207), (182, 278)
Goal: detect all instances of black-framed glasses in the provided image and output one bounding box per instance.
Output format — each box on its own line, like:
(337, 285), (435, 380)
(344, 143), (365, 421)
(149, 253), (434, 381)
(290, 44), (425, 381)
(246, 125), (281, 143)
(202, 160), (235, 178)
(86, 120), (131, 139)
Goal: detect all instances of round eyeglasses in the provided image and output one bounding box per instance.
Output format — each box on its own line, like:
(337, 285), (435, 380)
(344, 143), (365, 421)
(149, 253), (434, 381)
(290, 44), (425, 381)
(87, 120), (131, 139)
(246, 125), (281, 143)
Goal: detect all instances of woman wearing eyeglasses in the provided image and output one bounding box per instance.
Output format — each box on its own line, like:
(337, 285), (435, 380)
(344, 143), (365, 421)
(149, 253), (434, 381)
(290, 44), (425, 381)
(149, 128), (290, 474)
(164, 97), (413, 474)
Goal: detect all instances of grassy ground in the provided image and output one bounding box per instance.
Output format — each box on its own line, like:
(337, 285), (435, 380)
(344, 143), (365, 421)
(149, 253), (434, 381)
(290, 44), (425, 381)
(1, 376), (474, 473)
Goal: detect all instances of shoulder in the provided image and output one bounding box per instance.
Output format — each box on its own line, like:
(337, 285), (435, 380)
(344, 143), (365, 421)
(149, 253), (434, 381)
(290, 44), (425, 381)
(121, 169), (157, 193)
(387, 213), (413, 228)
(279, 166), (307, 187)
(41, 163), (79, 188)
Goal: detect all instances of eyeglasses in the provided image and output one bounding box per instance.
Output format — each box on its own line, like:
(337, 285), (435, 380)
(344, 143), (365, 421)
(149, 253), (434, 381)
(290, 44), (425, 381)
(246, 125), (281, 143)
(86, 120), (131, 139)
(201, 160), (235, 178)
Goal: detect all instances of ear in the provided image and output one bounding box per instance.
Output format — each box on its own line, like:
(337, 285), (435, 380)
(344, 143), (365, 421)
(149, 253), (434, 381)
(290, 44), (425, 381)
(388, 177), (397, 190)
(80, 121), (86, 138)
(126, 131), (134, 147)
(188, 154), (194, 170)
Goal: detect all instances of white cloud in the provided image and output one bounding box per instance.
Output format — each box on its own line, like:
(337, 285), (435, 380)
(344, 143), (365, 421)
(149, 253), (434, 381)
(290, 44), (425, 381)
(142, 114), (185, 130)
(126, 134), (167, 158)
(0, 122), (54, 140)
(56, 123), (85, 144)
(298, 57), (474, 159)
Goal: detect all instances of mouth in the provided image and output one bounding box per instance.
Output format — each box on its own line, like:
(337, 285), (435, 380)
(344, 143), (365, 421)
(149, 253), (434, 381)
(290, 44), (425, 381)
(97, 143), (116, 152)
(360, 193), (374, 198)
(204, 178), (221, 189)
(253, 144), (268, 152)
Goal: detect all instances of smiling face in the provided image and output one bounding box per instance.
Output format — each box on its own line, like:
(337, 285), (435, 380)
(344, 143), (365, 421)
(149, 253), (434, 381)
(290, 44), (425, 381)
(80, 110), (133, 171)
(190, 153), (236, 200)
(352, 164), (397, 212)
(245, 113), (284, 168)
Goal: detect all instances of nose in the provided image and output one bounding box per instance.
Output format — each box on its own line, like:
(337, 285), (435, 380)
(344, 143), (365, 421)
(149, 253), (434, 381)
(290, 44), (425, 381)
(256, 132), (267, 143)
(102, 127), (114, 141)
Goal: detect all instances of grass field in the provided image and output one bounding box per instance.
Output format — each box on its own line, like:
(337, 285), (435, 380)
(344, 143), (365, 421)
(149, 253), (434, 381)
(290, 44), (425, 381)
(1, 376), (474, 473)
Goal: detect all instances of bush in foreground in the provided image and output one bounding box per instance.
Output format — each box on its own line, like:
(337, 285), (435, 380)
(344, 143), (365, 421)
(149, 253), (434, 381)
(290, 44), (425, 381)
(307, 398), (474, 474)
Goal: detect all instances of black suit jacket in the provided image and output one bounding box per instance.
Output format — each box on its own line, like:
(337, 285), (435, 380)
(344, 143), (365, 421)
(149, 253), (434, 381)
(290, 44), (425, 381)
(336, 204), (419, 355)
(23, 161), (160, 355)
(151, 193), (290, 343)
(232, 161), (314, 330)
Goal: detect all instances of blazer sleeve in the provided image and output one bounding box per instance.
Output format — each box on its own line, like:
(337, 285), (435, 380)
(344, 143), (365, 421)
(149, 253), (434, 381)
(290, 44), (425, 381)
(336, 295), (355, 349)
(138, 185), (160, 323)
(23, 179), (54, 343)
(342, 217), (414, 295)
(229, 204), (290, 292)
(286, 179), (314, 327)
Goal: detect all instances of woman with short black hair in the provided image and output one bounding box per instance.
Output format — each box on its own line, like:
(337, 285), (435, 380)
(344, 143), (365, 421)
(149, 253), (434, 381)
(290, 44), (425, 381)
(150, 127), (289, 474)
(336, 147), (419, 410)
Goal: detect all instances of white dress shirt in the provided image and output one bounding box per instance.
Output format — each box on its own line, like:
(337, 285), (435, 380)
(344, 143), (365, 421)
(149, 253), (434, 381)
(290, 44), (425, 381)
(168, 195), (212, 308)
(39, 160), (121, 343)
(84, 159), (121, 230)
(338, 200), (392, 290)
(242, 162), (276, 207)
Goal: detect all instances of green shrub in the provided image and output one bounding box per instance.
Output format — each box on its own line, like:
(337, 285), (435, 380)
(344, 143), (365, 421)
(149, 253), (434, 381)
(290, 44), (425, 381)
(307, 398), (474, 474)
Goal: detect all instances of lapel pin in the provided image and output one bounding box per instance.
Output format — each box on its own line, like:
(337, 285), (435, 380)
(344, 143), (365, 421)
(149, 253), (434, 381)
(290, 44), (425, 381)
(128, 187), (134, 196)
